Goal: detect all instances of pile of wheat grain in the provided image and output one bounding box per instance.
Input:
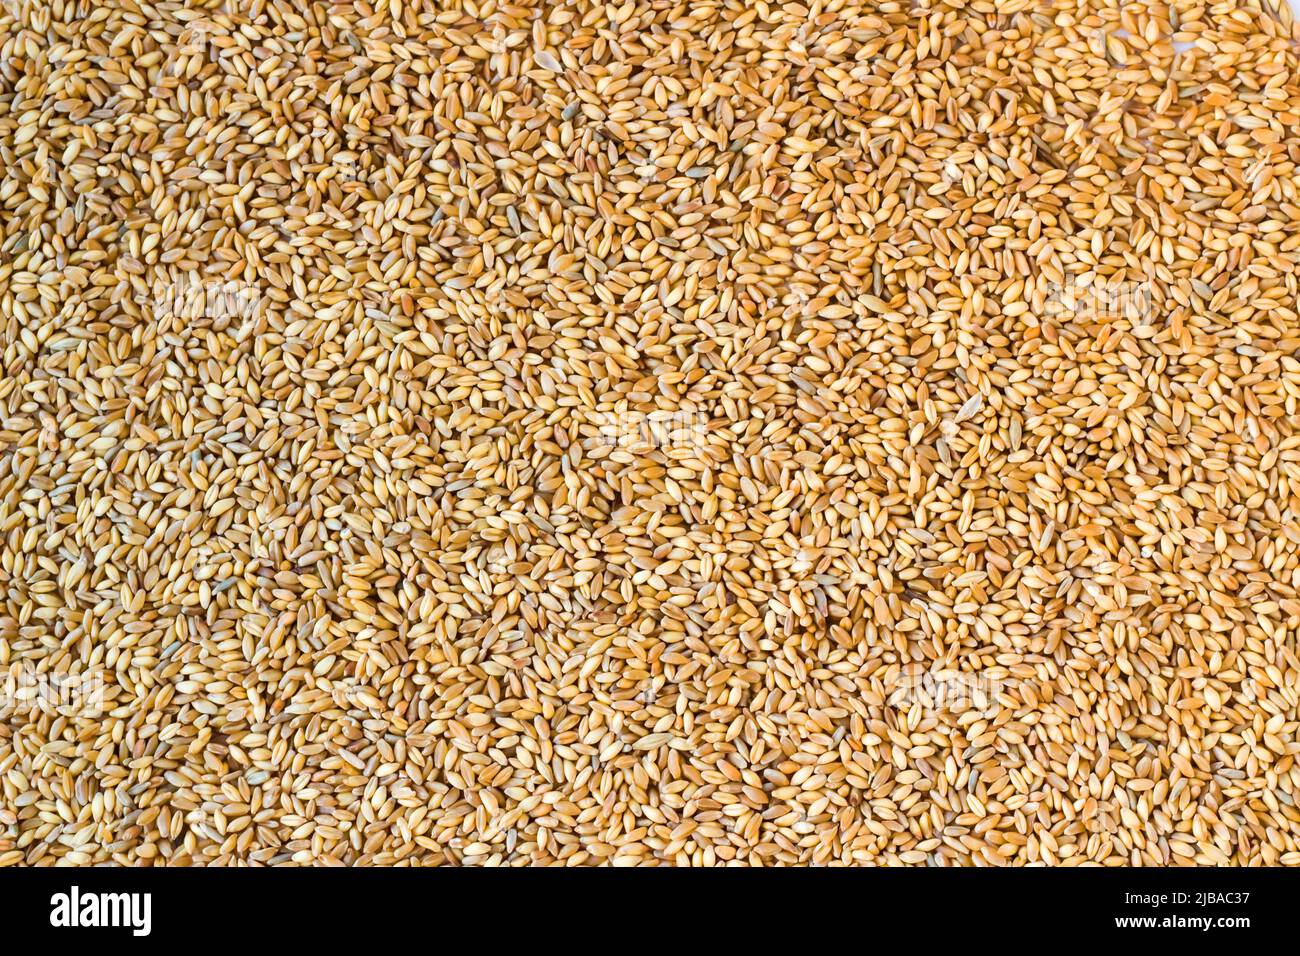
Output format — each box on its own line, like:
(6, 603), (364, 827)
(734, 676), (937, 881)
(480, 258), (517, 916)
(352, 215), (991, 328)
(1, 0), (1299, 865)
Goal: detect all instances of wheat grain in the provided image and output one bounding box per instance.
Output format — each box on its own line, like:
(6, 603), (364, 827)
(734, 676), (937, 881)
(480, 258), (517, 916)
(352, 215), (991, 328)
(0, 0), (1299, 866)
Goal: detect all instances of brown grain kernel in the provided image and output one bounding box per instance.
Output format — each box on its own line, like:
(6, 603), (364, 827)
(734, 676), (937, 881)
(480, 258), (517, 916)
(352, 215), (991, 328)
(1, 0), (1300, 868)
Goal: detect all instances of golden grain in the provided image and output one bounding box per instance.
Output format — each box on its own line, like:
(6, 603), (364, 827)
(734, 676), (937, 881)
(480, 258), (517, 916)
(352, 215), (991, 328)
(1, 0), (1299, 867)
